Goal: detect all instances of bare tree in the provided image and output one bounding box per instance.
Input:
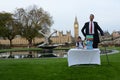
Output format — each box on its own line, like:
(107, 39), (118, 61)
(13, 5), (53, 48)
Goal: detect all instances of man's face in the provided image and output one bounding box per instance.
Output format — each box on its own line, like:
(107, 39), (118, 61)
(90, 14), (94, 21)
(77, 38), (81, 42)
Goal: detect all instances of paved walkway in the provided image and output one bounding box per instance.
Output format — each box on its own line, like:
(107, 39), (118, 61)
(101, 49), (120, 55)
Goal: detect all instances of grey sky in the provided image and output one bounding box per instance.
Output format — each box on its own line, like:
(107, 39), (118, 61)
(0, 0), (120, 38)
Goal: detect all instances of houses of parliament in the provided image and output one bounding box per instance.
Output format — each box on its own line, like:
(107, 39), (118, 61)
(0, 17), (79, 46)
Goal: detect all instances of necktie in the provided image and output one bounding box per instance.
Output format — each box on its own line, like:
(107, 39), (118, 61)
(90, 22), (92, 34)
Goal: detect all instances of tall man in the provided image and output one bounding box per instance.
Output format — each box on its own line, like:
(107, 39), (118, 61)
(81, 14), (104, 48)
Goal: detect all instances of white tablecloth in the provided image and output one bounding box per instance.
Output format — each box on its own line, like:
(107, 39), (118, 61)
(67, 48), (101, 66)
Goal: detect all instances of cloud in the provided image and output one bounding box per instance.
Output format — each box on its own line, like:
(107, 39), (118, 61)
(0, 0), (120, 35)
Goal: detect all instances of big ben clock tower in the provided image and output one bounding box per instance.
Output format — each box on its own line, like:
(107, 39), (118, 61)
(74, 16), (79, 40)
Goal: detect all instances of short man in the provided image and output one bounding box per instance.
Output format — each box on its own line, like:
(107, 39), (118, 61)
(81, 14), (104, 48)
(76, 36), (83, 49)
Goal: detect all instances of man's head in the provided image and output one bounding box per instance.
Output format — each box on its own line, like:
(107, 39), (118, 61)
(77, 36), (82, 42)
(89, 14), (94, 21)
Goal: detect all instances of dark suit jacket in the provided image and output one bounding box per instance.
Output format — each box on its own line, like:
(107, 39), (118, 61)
(81, 21), (104, 43)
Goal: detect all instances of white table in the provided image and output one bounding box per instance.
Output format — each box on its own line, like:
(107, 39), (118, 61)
(67, 48), (101, 66)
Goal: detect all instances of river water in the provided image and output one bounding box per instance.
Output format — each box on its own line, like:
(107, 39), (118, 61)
(0, 50), (68, 59)
(0, 49), (117, 59)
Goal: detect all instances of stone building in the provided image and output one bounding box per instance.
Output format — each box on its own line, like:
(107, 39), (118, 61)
(100, 31), (120, 46)
(112, 31), (120, 38)
(50, 31), (73, 44)
(74, 17), (79, 40)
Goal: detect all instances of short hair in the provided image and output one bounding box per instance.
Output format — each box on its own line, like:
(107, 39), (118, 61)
(90, 14), (94, 17)
(78, 36), (81, 39)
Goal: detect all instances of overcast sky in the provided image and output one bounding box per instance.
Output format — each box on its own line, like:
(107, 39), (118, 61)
(0, 0), (120, 38)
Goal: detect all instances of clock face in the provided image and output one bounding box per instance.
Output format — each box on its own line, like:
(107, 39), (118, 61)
(75, 24), (78, 28)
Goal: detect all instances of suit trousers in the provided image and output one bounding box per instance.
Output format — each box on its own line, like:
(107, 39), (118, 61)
(93, 42), (98, 48)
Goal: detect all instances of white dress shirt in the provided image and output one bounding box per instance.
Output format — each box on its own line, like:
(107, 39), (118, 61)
(76, 42), (83, 49)
(89, 21), (94, 34)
